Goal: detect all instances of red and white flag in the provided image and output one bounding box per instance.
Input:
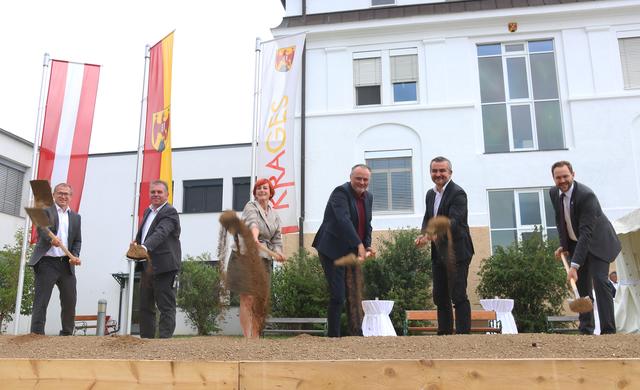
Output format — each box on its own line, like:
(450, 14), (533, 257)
(36, 60), (100, 211)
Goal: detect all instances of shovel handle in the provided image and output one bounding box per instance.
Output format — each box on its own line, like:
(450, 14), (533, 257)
(560, 252), (581, 299)
(258, 243), (285, 263)
(45, 229), (76, 261)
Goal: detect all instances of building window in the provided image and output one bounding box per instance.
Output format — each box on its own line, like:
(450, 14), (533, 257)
(354, 56), (381, 106)
(372, 0), (395, 7)
(391, 51), (418, 103)
(0, 159), (25, 217)
(488, 188), (557, 253)
(477, 40), (564, 153)
(183, 179), (223, 213)
(619, 37), (640, 89)
(365, 155), (413, 213)
(232, 177), (251, 211)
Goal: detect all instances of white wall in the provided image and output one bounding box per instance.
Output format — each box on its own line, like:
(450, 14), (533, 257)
(0, 130), (32, 247)
(295, 1), (640, 234)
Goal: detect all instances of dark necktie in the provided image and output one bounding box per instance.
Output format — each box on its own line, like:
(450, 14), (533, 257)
(558, 193), (570, 250)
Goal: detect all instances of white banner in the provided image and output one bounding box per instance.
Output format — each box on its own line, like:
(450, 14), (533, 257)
(257, 34), (305, 234)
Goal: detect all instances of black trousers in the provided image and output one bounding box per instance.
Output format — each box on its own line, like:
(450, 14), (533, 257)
(319, 252), (362, 337)
(139, 270), (178, 338)
(568, 240), (616, 334)
(432, 258), (471, 335)
(30, 256), (77, 335)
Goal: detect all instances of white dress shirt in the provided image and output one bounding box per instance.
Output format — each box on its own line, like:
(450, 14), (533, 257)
(45, 204), (70, 257)
(433, 180), (451, 216)
(141, 202), (167, 245)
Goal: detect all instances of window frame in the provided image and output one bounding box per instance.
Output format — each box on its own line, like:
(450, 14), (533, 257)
(488, 187), (557, 253)
(182, 178), (223, 214)
(232, 176), (251, 212)
(618, 36), (640, 90)
(0, 157), (26, 217)
(477, 39), (564, 153)
(365, 150), (414, 215)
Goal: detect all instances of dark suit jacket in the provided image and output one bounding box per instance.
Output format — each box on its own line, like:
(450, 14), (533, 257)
(312, 182), (373, 260)
(549, 181), (620, 266)
(421, 181), (474, 263)
(136, 203), (182, 274)
(28, 205), (82, 274)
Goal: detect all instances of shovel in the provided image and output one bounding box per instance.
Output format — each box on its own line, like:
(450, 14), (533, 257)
(560, 253), (592, 313)
(25, 207), (80, 265)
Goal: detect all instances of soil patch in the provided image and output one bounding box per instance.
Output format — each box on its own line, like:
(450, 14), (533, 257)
(1, 333), (638, 361)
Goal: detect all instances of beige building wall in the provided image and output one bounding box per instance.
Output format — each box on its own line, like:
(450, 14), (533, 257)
(282, 226), (492, 308)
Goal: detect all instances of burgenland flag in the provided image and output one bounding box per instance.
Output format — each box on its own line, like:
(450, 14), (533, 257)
(257, 34), (306, 233)
(36, 59), (100, 210)
(139, 32), (174, 221)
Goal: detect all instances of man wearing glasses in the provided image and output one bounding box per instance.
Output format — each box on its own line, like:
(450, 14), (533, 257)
(29, 183), (82, 335)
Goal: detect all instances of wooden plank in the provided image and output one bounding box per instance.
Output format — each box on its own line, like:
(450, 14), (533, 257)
(239, 359), (640, 390)
(0, 359), (238, 389)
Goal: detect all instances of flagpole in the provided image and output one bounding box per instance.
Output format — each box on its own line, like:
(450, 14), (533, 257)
(250, 37), (262, 192)
(124, 45), (150, 335)
(13, 53), (51, 335)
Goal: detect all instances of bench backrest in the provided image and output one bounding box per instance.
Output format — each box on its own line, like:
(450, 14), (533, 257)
(406, 310), (497, 321)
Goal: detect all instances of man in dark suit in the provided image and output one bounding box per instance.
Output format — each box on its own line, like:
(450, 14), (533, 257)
(29, 183), (82, 335)
(135, 180), (182, 338)
(312, 164), (373, 337)
(549, 160), (620, 334)
(416, 156), (474, 335)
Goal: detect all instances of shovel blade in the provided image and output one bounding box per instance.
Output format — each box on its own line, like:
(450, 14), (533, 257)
(25, 207), (52, 228)
(30, 180), (54, 208)
(569, 297), (593, 314)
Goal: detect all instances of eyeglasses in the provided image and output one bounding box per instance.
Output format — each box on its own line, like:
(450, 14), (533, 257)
(55, 192), (71, 197)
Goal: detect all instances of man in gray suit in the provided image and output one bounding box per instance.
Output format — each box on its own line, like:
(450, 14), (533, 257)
(29, 183), (82, 335)
(135, 180), (181, 338)
(549, 160), (621, 334)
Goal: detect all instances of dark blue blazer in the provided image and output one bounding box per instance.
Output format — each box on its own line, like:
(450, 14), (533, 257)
(312, 182), (373, 260)
(136, 203), (182, 274)
(421, 180), (474, 263)
(549, 181), (620, 265)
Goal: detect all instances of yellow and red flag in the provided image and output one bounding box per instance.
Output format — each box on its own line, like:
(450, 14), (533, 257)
(139, 32), (174, 221)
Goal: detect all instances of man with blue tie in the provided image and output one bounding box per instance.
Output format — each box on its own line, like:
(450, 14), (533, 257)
(549, 160), (620, 334)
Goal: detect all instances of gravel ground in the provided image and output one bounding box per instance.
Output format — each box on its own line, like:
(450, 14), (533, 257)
(1, 333), (638, 361)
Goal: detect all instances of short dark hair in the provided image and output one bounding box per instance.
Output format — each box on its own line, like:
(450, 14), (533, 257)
(53, 183), (73, 195)
(351, 164), (371, 173)
(430, 156), (452, 171)
(551, 160), (573, 175)
(150, 180), (169, 192)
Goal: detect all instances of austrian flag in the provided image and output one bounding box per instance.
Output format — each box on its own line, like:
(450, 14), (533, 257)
(37, 60), (100, 212)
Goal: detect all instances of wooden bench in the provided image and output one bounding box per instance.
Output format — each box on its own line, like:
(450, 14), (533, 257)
(403, 310), (502, 335)
(73, 315), (118, 335)
(262, 317), (327, 336)
(546, 315), (580, 334)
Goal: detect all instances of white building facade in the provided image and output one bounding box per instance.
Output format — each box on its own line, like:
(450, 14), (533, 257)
(276, 0), (640, 299)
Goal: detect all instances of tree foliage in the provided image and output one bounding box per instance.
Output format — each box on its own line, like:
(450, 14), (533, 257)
(271, 249), (327, 318)
(176, 253), (226, 335)
(363, 228), (433, 332)
(0, 230), (35, 333)
(476, 234), (569, 332)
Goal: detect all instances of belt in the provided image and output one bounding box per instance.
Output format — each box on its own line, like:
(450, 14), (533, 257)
(44, 255), (69, 261)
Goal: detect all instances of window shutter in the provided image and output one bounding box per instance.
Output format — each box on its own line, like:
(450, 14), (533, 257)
(620, 37), (640, 89)
(0, 162), (24, 216)
(391, 55), (418, 83)
(354, 57), (381, 86)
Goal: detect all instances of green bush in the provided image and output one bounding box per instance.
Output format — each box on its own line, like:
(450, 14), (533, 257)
(363, 228), (433, 333)
(271, 249), (327, 318)
(476, 234), (569, 332)
(0, 230), (34, 333)
(177, 253), (225, 335)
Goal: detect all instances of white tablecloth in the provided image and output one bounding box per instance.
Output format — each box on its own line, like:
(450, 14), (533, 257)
(362, 300), (396, 337)
(479, 298), (518, 334)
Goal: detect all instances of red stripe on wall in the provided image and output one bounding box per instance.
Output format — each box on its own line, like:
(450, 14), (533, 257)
(139, 41), (165, 222)
(37, 60), (69, 181)
(67, 64), (100, 212)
